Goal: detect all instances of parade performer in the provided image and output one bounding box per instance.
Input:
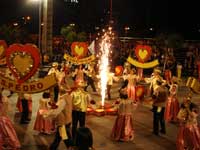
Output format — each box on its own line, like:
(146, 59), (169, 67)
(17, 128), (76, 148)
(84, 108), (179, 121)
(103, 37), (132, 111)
(145, 68), (164, 97)
(72, 65), (86, 84)
(48, 62), (60, 102)
(107, 67), (119, 100)
(33, 92), (56, 134)
(19, 93), (32, 124)
(0, 89), (21, 149)
(84, 64), (97, 93)
(110, 81), (135, 142)
(70, 80), (95, 143)
(42, 89), (73, 150)
(152, 80), (168, 135)
(123, 68), (139, 103)
(16, 93), (32, 113)
(164, 77), (180, 123)
(164, 69), (172, 84)
(176, 96), (200, 150)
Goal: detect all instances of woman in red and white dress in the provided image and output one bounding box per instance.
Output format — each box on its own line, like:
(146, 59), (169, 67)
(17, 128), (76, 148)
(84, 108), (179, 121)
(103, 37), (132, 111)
(110, 82), (136, 142)
(123, 68), (139, 103)
(33, 92), (56, 134)
(0, 89), (21, 149)
(164, 80), (180, 123)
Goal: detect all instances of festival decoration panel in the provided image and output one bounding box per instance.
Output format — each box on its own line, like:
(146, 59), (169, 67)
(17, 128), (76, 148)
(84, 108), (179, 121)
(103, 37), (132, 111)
(6, 44), (40, 84)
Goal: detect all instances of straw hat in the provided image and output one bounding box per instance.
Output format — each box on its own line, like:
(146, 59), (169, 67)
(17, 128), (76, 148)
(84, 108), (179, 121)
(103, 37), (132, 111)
(52, 62), (58, 67)
(153, 67), (162, 74)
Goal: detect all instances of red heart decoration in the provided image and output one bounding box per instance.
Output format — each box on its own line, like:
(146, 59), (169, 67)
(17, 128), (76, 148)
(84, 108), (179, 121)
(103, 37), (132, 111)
(71, 42), (88, 58)
(135, 45), (152, 62)
(6, 43), (40, 84)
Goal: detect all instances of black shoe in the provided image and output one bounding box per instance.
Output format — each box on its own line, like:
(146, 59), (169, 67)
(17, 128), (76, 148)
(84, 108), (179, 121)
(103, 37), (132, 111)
(152, 131), (159, 136)
(160, 130), (166, 134)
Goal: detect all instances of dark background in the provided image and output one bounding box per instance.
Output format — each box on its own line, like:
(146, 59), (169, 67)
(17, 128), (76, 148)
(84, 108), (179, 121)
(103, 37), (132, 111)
(0, 0), (199, 39)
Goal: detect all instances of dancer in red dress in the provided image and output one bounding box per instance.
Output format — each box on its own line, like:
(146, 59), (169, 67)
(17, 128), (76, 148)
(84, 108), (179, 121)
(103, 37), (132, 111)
(164, 78), (180, 123)
(0, 89), (21, 149)
(34, 92), (56, 134)
(124, 68), (139, 103)
(176, 96), (200, 150)
(110, 81), (136, 142)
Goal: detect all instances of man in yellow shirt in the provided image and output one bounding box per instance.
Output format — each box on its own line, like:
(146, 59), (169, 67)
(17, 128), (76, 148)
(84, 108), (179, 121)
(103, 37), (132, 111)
(70, 80), (93, 143)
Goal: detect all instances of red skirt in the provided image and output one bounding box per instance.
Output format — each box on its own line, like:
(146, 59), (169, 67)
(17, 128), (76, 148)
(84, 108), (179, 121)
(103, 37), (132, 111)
(164, 97), (180, 122)
(33, 111), (56, 134)
(0, 116), (21, 149)
(176, 124), (186, 150)
(110, 114), (134, 142)
(184, 124), (200, 149)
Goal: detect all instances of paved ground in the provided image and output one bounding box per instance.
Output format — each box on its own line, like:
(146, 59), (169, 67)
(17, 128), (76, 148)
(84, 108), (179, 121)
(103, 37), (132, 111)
(6, 78), (200, 150)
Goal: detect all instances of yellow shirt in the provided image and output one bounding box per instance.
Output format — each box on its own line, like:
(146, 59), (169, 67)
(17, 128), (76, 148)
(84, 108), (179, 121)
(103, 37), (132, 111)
(71, 89), (91, 112)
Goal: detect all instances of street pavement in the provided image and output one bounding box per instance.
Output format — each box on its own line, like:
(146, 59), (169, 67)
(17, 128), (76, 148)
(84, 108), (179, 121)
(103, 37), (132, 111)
(7, 78), (200, 150)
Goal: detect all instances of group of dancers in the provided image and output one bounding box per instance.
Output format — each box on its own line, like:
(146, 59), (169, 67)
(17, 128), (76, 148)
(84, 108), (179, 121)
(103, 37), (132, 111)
(110, 66), (200, 150)
(0, 60), (200, 150)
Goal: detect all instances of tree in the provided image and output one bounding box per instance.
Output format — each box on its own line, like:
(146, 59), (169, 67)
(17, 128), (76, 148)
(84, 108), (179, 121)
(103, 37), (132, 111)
(0, 24), (30, 45)
(60, 24), (87, 43)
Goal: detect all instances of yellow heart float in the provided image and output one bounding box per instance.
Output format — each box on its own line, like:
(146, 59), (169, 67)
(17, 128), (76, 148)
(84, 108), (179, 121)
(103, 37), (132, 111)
(138, 49), (148, 60)
(74, 45), (84, 56)
(71, 42), (88, 58)
(135, 45), (152, 62)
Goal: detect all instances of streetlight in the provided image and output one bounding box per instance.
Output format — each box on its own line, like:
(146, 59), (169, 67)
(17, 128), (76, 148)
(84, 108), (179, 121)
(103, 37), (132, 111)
(124, 26), (130, 37)
(29, 0), (53, 65)
(29, 0), (42, 51)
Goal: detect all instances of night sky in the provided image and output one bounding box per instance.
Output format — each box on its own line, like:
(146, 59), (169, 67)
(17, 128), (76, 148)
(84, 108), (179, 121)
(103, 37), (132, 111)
(0, 0), (199, 39)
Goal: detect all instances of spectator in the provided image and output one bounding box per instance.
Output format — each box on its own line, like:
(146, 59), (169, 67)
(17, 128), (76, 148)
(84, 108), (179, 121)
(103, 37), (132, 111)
(74, 127), (94, 150)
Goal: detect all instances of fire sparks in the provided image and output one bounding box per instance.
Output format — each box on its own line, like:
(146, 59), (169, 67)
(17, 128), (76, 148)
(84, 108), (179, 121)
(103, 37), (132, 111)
(98, 30), (112, 107)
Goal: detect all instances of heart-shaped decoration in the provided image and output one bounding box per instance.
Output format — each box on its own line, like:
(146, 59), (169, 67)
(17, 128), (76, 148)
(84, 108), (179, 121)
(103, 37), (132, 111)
(135, 45), (152, 62)
(75, 45), (84, 55)
(0, 40), (7, 59)
(139, 49), (148, 60)
(6, 44), (40, 84)
(71, 42), (88, 58)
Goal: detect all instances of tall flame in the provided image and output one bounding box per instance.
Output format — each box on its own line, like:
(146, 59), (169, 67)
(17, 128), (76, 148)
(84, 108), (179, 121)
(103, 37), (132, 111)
(99, 34), (111, 107)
